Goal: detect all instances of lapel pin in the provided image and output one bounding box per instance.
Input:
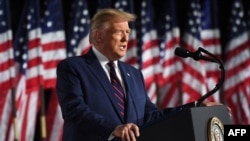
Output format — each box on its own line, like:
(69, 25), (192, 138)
(127, 73), (130, 77)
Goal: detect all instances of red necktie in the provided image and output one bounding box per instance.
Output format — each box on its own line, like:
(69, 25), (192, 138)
(107, 61), (125, 118)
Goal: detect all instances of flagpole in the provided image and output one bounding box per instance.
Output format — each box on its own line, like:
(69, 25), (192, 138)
(40, 85), (47, 141)
(11, 87), (18, 141)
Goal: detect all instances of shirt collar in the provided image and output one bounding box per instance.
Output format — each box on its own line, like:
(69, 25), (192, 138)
(92, 46), (118, 68)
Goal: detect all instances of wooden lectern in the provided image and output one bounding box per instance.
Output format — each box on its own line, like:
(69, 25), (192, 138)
(137, 105), (232, 141)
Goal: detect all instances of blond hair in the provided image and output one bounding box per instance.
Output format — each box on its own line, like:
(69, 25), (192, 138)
(89, 8), (137, 44)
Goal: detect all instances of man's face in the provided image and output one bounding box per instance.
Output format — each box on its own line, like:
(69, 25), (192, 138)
(99, 20), (131, 60)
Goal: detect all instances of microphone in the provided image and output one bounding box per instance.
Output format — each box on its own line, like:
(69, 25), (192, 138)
(174, 47), (217, 62)
(174, 46), (225, 106)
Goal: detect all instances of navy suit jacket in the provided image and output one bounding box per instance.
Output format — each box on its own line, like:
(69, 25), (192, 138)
(56, 48), (195, 141)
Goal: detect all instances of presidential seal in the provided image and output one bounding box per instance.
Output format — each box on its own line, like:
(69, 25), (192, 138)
(208, 117), (224, 141)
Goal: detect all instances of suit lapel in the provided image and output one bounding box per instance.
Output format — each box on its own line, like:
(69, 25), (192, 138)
(85, 49), (125, 122)
(118, 62), (139, 124)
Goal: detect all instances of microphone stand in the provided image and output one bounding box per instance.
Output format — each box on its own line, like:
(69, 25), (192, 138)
(195, 47), (225, 106)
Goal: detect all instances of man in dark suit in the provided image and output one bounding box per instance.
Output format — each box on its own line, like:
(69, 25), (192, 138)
(56, 8), (223, 141)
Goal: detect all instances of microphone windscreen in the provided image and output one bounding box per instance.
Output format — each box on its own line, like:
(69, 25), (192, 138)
(174, 47), (188, 58)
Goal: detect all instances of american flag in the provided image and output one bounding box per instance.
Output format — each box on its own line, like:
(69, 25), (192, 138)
(97, 0), (112, 9)
(201, 0), (222, 103)
(140, 0), (161, 104)
(223, 0), (250, 124)
(248, 1), (250, 32)
(40, 0), (66, 88)
(40, 0), (66, 140)
(11, 0), (42, 140)
(114, 0), (139, 68)
(0, 0), (15, 140)
(46, 89), (63, 141)
(66, 0), (91, 57)
(156, 0), (182, 108)
(180, 0), (207, 104)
